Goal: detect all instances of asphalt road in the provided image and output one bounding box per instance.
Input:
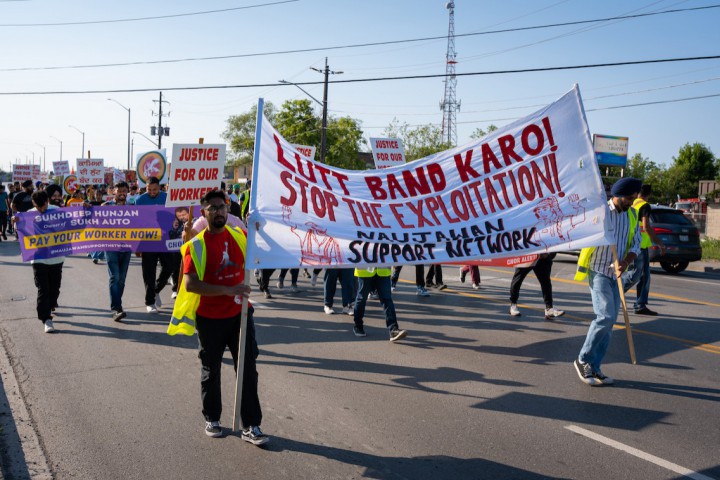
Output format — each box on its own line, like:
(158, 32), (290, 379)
(1, 240), (718, 480)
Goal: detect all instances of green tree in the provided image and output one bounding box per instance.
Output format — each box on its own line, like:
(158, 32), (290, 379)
(222, 100), (365, 170)
(222, 102), (277, 167)
(469, 124), (498, 139)
(383, 119), (451, 161)
(663, 143), (719, 199)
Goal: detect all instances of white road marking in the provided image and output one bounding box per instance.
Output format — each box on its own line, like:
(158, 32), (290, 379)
(565, 425), (716, 480)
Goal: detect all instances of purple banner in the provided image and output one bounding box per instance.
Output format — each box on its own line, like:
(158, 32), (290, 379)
(16, 205), (199, 261)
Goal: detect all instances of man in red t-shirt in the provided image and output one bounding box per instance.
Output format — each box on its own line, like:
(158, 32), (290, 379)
(183, 190), (268, 445)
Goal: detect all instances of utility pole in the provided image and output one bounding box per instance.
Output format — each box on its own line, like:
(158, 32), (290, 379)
(152, 91), (170, 149)
(440, 1), (460, 147)
(310, 58), (342, 163)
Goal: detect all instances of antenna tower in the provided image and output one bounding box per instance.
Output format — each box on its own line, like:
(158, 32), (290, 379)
(440, 1), (460, 146)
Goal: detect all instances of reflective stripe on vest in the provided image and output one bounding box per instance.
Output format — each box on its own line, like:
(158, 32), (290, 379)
(167, 226), (247, 336)
(574, 207), (637, 282)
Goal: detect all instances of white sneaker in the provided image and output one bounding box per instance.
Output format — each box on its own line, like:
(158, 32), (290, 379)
(311, 273), (318, 287)
(545, 307), (565, 318)
(472, 283), (481, 290)
(276, 279), (284, 289)
(147, 305), (158, 313)
(416, 286), (430, 297)
(171, 291), (178, 299)
(324, 305), (335, 315)
(44, 319), (56, 333)
(342, 306), (353, 315)
(290, 284), (299, 293)
(510, 304), (521, 316)
(154, 294), (162, 309)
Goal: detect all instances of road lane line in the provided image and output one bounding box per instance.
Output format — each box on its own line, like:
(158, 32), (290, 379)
(564, 425), (716, 480)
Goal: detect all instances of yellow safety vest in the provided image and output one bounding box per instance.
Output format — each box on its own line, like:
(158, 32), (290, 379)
(574, 206), (637, 282)
(354, 267), (392, 277)
(632, 198), (652, 249)
(167, 226), (248, 336)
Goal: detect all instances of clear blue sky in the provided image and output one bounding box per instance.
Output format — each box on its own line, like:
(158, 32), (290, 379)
(1, 0), (718, 174)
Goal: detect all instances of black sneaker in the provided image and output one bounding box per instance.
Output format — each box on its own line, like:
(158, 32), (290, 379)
(389, 328), (407, 343)
(573, 359), (599, 386)
(425, 281), (436, 288)
(593, 368), (615, 386)
(634, 307), (657, 316)
(353, 325), (366, 337)
(436, 283), (448, 290)
(205, 421), (222, 438)
(112, 310), (127, 322)
(241, 426), (269, 446)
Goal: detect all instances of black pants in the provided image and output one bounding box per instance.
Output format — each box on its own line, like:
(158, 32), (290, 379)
(196, 308), (262, 427)
(425, 264), (444, 284)
(170, 252), (182, 293)
(33, 262), (63, 321)
(256, 269), (275, 292)
(391, 265), (425, 287)
(141, 252), (174, 305)
(509, 254), (555, 308)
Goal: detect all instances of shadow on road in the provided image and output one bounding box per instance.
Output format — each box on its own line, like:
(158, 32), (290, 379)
(472, 392), (670, 431)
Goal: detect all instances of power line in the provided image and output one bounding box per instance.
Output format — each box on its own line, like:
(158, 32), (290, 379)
(2, 55), (719, 95)
(357, 93), (720, 129)
(1, 4), (717, 72)
(0, 0), (298, 27)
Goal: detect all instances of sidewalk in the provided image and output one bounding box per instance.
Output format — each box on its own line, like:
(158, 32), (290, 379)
(685, 259), (720, 275)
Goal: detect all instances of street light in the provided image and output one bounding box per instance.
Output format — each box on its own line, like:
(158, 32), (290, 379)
(278, 79), (323, 107)
(132, 130), (159, 149)
(50, 136), (63, 161)
(69, 125), (85, 159)
(310, 58), (343, 163)
(35, 143), (46, 172)
(108, 98), (131, 170)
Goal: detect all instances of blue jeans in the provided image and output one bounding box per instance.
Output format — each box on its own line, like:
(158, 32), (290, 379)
(353, 274), (398, 331)
(621, 248), (650, 311)
(579, 270), (620, 371)
(324, 268), (355, 308)
(90, 250), (106, 261)
(106, 251), (131, 312)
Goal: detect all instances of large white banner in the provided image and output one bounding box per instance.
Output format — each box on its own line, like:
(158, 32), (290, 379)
(249, 86), (612, 269)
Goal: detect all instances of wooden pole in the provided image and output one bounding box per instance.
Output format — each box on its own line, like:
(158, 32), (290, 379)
(233, 100), (263, 431)
(611, 245), (637, 364)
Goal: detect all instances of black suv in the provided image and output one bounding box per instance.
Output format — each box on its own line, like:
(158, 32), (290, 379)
(648, 205), (702, 274)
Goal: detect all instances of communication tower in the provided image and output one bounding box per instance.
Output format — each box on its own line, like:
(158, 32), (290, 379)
(440, 1), (460, 146)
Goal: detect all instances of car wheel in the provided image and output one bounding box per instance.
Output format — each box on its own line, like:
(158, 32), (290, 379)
(660, 260), (689, 274)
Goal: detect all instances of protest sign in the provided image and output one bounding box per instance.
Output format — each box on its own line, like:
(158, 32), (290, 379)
(113, 168), (126, 184)
(76, 159), (105, 185)
(136, 149), (167, 186)
(31, 165), (41, 183)
(291, 144), (316, 161)
(104, 167), (114, 186)
(246, 86), (612, 269)
(63, 175), (79, 195)
(167, 144), (225, 207)
(125, 169), (137, 185)
(12, 164), (32, 182)
(15, 205), (201, 261)
(53, 161), (70, 176)
(369, 137), (406, 169)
